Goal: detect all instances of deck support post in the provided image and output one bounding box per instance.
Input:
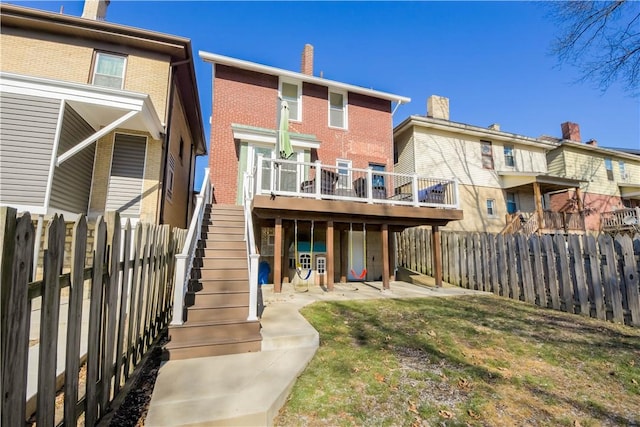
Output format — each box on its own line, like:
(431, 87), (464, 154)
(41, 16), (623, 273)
(432, 225), (442, 288)
(533, 182), (543, 235)
(382, 223), (390, 290)
(327, 221), (334, 291)
(274, 218), (282, 293)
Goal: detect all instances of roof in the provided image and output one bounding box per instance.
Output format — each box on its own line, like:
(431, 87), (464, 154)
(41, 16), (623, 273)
(394, 115), (560, 150)
(199, 51), (411, 104)
(0, 3), (207, 155)
(551, 140), (640, 162)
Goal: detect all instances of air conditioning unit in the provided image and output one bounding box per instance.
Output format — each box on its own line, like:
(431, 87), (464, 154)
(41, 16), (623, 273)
(621, 172), (630, 181)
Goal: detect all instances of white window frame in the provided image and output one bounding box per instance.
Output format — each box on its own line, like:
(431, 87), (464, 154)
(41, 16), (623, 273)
(261, 227), (275, 256)
(316, 256), (326, 275)
(486, 199), (496, 217)
(166, 153), (175, 202)
(619, 161), (627, 180)
(336, 158), (352, 189)
(328, 90), (348, 129)
(299, 253), (312, 270)
(504, 144), (515, 168)
(279, 79), (302, 122)
(92, 51), (126, 89)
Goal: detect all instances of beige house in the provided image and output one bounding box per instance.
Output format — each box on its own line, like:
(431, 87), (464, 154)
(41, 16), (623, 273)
(546, 123), (640, 232)
(394, 95), (583, 234)
(0, 1), (206, 229)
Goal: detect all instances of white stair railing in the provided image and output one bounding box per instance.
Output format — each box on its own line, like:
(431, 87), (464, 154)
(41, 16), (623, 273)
(243, 172), (260, 321)
(171, 169), (212, 326)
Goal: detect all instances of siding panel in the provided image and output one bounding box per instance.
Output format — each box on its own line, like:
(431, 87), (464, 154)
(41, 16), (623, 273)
(49, 104), (96, 214)
(0, 92), (60, 207)
(105, 134), (146, 217)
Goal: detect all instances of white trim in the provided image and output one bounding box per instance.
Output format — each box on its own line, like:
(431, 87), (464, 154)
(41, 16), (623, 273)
(91, 51), (127, 90)
(57, 110), (138, 166)
(232, 127), (320, 149)
(200, 50), (411, 104)
(0, 72), (163, 139)
(328, 90), (348, 130)
(279, 78), (302, 122)
(44, 101), (67, 212)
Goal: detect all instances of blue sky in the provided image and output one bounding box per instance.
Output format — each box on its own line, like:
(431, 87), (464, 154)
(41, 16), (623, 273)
(9, 1), (640, 187)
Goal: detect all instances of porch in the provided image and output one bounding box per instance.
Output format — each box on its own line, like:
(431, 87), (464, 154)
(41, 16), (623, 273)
(601, 207), (640, 233)
(248, 157), (463, 292)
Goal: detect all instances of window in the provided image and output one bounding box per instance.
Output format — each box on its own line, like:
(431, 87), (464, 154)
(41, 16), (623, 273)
(369, 163), (385, 188)
(504, 145), (515, 167)
(261, 228), (275, 256)
(166, 153), (175, 201)
(281, 81), (301, 121)
(329, 91), (347, 128)
(506, 192), (517, 214)
(179, 138), (184, 162)
(481, 141), (494, 169)
(336, 159), (352, 188)
(604, 158), (614, 181)
(92, 52), (126, 89)
(299, 253), (312, 270)
(316, 256), (326, 275)
(487, 199), (496, 217)
(619, 161), (627, 180)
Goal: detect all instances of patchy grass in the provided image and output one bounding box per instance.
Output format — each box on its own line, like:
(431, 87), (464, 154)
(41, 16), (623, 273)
(274, 295), (640, 426)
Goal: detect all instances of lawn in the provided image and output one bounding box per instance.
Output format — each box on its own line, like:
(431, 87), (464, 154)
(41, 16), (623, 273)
(274, 295), (640, 426)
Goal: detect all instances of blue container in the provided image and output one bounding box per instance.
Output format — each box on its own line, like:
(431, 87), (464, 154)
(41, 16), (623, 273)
(258, 261), (271, 285)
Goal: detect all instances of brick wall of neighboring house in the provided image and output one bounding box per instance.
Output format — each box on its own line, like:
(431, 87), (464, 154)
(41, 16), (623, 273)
(209, 64), (393, 204)
(548, 189), (624, 231)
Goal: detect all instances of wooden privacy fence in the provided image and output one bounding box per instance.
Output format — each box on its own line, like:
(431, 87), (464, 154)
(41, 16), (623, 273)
(1, 207), (186, 426)
(397, 227), (640, 327)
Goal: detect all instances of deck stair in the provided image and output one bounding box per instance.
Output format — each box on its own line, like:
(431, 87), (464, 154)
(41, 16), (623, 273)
(166, 204), (261, 360)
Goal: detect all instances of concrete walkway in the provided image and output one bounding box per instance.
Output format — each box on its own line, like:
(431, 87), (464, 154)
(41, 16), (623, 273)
(145, 278), (484, 426)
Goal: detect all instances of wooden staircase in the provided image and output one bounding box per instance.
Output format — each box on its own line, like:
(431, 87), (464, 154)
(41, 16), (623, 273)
(165, 204), (262, 360)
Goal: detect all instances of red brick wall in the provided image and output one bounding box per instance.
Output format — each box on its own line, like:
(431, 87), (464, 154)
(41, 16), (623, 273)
(548, 189), (624, 231)
(209, 64), (393, 204)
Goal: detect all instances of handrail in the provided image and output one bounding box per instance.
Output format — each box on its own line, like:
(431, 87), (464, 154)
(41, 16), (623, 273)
(244, 171), (260, 321)
(254, 156), (459, 209)
(171, 168), (211, 326)
(601, 207), (640, 232)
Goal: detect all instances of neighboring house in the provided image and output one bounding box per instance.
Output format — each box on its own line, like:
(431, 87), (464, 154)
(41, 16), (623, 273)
(546, 122), (640, 232)
(199, 45), (462, 290)
(394, 95), (584, 234)
(0, 1), (206, 229)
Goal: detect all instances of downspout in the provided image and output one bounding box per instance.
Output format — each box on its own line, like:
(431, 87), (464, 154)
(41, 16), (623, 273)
(185, 142), (194, 227)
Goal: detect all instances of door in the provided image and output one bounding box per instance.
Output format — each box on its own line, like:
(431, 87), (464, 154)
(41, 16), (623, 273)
(348, 231), (366, 281)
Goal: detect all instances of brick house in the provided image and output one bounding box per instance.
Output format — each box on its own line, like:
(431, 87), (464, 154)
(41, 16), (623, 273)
(198, 45), (463, 291)
(546, 122), (640, 232)
(0, 1), (206, 229)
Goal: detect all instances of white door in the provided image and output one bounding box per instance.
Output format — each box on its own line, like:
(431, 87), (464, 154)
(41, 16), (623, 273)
(348, 231), (366, 281)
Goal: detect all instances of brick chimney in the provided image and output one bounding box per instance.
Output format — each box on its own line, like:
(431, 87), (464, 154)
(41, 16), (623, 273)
(427, 95), (450, 120)
(301, 44), (314, 76)
(82, 0), (109, 20)
(488, 123), (500, 131)
(561, 121), (581, 142)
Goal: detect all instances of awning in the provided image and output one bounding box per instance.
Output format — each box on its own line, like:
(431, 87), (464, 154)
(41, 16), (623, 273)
(231, 123), (321, 149)
(498, 171), (585, 192)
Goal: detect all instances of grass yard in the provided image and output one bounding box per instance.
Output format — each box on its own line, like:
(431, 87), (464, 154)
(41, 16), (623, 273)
(274, 295), (640, 426)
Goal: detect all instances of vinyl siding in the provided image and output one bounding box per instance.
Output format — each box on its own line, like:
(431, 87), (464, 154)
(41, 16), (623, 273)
(0, 92), (61, 207)
(49, 104), (96, 214)
(105, 134), (146, 217)
(560, 147), (621, 196)
(393, 133), (415, 175)
(546, 148), (566, 177)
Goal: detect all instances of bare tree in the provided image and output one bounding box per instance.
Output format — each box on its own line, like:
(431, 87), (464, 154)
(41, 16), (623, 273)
(546, 1), (640, 96)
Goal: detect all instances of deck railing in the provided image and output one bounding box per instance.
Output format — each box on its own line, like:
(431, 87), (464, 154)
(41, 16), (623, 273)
(601, 207), (640, 233)
(171, 168), (212, 326)
(253, 156), (459, 209)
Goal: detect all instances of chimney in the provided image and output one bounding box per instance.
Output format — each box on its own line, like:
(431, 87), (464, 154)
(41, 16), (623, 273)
(82, 0), (109, 20)
(301, 44), (314, 76)
(427, 95), (450, 120)
(488, 123), (500, 131)
(561, 121), (581, 142)
(586, 139), (597, 146)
